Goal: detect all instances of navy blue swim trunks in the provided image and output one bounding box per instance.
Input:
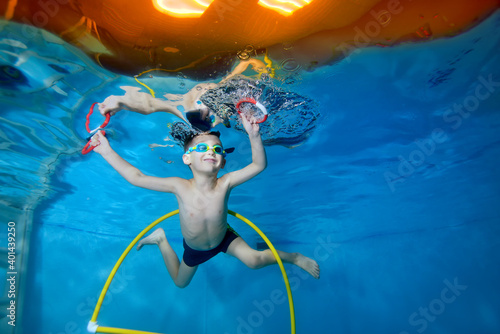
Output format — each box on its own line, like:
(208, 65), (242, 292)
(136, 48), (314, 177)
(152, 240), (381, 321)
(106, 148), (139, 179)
(182, 225), (240, 267)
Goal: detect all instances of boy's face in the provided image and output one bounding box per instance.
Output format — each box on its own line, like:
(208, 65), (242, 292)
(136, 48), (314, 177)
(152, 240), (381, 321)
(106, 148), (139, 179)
(182, 134), (226, 172)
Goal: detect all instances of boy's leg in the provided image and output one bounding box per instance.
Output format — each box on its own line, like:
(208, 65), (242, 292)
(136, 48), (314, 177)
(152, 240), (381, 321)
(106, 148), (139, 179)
(137, 228), (198, 288)
(226, 237), (320, 279)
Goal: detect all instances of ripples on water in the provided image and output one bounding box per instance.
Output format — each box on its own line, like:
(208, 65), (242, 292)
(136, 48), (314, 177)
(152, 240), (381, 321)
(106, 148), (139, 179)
(0, 21), (119, 209)
(200, 75), (320, 146)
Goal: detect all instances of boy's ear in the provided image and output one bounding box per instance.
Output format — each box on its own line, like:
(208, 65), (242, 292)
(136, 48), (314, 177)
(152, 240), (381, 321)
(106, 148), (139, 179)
(182, 153), (191, 165)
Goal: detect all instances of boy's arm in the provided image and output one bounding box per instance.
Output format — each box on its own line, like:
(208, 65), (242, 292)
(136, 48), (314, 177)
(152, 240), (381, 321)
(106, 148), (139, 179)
(99, 86), (187, 122)
(221, 59), (268, 83)
(226, 116), (267, 189)
(90, 131), (182, 193)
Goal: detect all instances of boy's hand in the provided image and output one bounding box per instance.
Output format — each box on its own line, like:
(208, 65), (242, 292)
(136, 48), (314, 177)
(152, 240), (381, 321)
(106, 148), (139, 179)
(90, 131), (111, 155)
(240, 113), (261, 138)
(99, 94), (123, 116)
(99, 86), (153, 116)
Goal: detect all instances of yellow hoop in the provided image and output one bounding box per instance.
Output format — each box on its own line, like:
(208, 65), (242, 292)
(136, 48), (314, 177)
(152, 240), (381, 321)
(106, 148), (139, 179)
(88, 209), (295, 334)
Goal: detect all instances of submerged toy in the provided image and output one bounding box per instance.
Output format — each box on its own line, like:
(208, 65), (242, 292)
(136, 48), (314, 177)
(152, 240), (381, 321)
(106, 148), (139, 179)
(88, 210), (296, 334)
(236, 97), (268, 124)
(82, 103), (111, 155)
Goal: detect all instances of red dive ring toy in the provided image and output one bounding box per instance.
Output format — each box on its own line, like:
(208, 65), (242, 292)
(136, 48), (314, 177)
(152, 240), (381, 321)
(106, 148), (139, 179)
(236, 98), (268, 123)
(82, 102), (111, 155)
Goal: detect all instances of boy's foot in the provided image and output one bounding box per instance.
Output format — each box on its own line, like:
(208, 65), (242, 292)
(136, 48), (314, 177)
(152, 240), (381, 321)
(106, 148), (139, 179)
(137, 228), (166, 250)
(295, 254), (320, 279)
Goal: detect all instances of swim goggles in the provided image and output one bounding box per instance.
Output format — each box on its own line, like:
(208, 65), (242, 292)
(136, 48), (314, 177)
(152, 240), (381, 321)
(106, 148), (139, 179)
(185, 143), (226, 157)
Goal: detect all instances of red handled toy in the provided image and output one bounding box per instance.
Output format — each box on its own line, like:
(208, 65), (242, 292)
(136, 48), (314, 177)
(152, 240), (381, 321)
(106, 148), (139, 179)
(82, 103), (111, 155)
(236, 98), (268, 124)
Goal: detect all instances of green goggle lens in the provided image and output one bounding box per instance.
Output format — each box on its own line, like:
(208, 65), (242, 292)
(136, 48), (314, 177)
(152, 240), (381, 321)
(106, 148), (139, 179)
(186, 143), (225, 156)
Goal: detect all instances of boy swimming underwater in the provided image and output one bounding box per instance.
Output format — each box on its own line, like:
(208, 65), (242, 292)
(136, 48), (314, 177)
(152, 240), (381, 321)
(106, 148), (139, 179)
(89, 114), (320, 288)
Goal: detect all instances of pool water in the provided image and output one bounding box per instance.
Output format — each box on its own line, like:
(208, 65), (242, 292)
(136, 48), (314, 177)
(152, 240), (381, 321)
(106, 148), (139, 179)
(1, 10), (500, 334)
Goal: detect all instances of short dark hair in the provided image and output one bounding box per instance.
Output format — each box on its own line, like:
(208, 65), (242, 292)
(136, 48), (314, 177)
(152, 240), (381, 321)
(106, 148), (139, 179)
(169, 122), (222, 152)
(183, 131), (222, 152)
